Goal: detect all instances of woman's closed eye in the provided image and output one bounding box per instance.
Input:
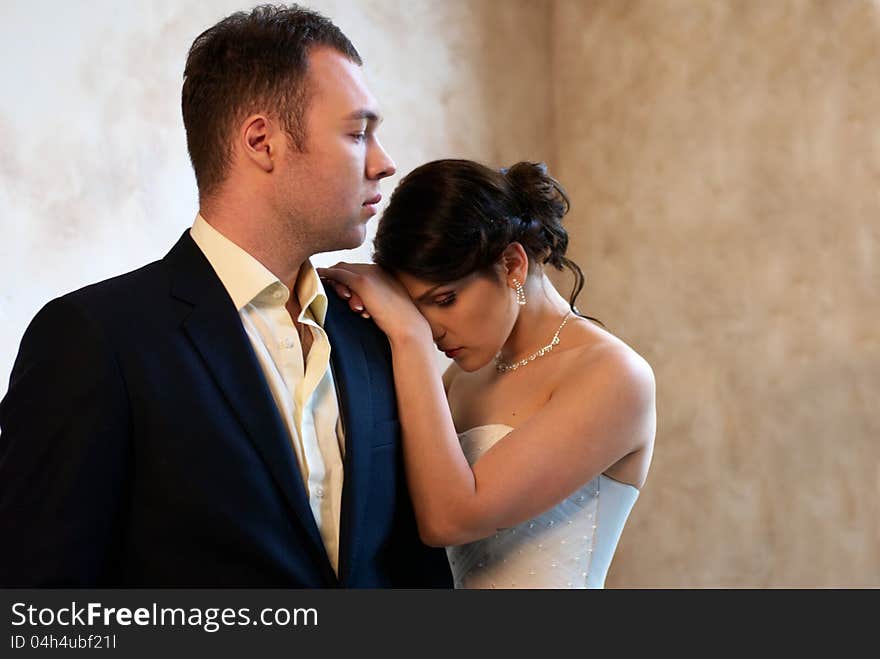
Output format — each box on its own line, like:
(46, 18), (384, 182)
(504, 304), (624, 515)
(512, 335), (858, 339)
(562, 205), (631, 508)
(434, 293), (456, 307)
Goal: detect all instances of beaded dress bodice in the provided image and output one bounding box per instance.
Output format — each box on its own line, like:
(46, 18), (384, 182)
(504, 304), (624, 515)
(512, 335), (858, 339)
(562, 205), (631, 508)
(445, 424), (639, 589)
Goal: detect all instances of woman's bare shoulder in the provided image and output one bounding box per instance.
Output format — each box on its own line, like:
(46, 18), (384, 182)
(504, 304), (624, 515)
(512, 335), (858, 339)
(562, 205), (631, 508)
(557, 320), (655, 404)
(537, 322), (656, 483)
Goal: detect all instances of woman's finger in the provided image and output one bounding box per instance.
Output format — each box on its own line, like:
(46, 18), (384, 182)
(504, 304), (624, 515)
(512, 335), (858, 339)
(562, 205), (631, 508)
(317, 266), (361, 290)
(325, 280), (351, 299)
(318, 265), (380, 321)
(349, 293), (365, 312)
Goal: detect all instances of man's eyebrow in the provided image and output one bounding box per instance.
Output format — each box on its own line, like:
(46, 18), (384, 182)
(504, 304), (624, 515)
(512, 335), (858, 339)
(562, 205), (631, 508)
(345, 109), (382, 123)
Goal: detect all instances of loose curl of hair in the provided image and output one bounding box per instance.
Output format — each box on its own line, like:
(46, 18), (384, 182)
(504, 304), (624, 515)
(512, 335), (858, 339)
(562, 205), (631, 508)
(373, 159), (600, 323)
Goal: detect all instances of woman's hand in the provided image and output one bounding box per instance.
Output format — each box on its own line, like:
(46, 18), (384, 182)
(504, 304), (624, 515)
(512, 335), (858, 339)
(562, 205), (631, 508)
(317, 263), (432, 344)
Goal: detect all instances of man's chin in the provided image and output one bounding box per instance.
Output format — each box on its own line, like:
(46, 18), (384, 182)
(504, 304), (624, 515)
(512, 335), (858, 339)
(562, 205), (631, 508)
(340, 224), (368, 250)
(314, 224), (366, 254)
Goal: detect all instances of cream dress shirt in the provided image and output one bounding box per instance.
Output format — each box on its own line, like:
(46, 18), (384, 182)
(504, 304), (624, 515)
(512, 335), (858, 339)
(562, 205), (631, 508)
(190, 214), (345, 574)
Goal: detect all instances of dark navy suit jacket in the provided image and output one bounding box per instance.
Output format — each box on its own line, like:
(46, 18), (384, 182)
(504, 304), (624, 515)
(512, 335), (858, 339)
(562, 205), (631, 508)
(0, 231), (452, 587)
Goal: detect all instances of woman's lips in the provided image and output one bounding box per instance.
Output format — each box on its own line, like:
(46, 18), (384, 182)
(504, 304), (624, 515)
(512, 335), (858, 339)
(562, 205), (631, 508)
(443, 347), (463, 358)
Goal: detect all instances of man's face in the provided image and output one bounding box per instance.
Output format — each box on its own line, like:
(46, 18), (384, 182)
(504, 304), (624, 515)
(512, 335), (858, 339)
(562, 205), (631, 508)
(277, 46), (396, 253)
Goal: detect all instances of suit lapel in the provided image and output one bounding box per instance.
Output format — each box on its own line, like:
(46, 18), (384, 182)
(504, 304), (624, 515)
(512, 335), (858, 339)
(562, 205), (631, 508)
(165, 232), (333, 577)
(324, 292), (375, 584)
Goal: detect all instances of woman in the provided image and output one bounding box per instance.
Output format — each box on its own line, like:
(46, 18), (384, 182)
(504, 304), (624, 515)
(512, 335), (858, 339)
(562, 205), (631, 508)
(318, 160), (655, 588)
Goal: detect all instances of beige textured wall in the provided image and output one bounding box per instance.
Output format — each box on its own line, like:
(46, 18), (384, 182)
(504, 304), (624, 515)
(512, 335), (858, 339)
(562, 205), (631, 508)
(553, 0), (880, 586)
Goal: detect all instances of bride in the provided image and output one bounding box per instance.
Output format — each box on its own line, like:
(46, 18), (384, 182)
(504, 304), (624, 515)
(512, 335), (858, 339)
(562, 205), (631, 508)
(319, 159), (656, 588)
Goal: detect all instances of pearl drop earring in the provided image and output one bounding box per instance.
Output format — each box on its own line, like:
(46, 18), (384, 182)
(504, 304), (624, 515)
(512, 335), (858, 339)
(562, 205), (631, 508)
(511, 277), (526, 306)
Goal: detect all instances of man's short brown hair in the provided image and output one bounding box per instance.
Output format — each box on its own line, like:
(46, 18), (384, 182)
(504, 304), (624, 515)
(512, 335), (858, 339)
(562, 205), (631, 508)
(181, 4), (362, 198)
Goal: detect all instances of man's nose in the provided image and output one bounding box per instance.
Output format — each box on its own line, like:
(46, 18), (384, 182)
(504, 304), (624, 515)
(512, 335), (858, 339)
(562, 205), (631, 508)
(367, 137), (396, 180)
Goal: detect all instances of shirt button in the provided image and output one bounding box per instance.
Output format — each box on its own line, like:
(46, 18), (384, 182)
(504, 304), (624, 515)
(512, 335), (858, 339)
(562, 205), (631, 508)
(281, 338), (295, 349)
(273, 290), (283, 299)
(314, 487), (325, 498)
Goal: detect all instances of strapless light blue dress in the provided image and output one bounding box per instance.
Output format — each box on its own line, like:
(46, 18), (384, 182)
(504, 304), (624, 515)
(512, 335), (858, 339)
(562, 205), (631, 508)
(446, 424), (639, 589)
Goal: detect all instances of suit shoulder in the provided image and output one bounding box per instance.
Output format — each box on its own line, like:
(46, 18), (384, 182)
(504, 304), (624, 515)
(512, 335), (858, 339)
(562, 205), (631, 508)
(25, 258), (171, 344)
(63, 258), (167, 307)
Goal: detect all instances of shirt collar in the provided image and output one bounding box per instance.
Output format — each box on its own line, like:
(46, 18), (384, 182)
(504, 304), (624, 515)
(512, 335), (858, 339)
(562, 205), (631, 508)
(189, 213), (328, 326)
(293, 259), (329, 326)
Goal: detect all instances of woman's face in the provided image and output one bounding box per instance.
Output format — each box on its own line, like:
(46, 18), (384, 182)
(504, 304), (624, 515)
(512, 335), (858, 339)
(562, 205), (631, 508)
(396, 267), (518, 372)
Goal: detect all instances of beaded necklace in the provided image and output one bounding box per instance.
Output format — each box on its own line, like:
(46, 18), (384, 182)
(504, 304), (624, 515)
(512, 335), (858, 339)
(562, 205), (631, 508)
(494, 311), (573, 374)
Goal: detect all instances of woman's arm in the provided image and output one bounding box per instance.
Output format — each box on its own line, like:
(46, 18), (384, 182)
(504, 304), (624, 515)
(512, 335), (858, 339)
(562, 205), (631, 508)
(319, 264), (655, 547)
(393, 332), (655, 546)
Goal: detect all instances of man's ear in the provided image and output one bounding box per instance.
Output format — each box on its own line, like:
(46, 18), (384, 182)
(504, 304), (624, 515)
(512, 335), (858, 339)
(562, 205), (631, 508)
(240, 114), (275, 173)
(501, 242), (529, 283)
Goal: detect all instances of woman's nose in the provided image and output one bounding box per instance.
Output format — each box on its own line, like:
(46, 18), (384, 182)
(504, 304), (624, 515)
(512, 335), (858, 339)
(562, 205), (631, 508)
(430, 323), (446, 344)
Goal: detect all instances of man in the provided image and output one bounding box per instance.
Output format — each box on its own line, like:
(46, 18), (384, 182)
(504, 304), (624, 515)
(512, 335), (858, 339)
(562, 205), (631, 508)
(0, 5), (452, 587)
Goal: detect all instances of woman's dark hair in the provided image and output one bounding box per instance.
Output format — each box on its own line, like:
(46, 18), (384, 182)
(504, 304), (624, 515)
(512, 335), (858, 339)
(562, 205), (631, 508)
(373, 159), (598, 321)
(182, 4), (362, 199)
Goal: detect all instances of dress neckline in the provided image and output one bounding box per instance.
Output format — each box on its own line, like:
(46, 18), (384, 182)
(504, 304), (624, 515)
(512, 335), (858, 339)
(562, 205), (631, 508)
(457, 423), (515, 437)
(456, 423), (641, 492)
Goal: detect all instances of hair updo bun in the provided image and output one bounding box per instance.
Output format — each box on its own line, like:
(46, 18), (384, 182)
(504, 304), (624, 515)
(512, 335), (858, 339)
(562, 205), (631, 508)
(373, 158), (596, 319)
(502, 161), (570, 271)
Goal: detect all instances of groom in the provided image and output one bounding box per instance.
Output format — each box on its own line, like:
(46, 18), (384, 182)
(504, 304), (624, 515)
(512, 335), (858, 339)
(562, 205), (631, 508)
(0, 5), (452, 587)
